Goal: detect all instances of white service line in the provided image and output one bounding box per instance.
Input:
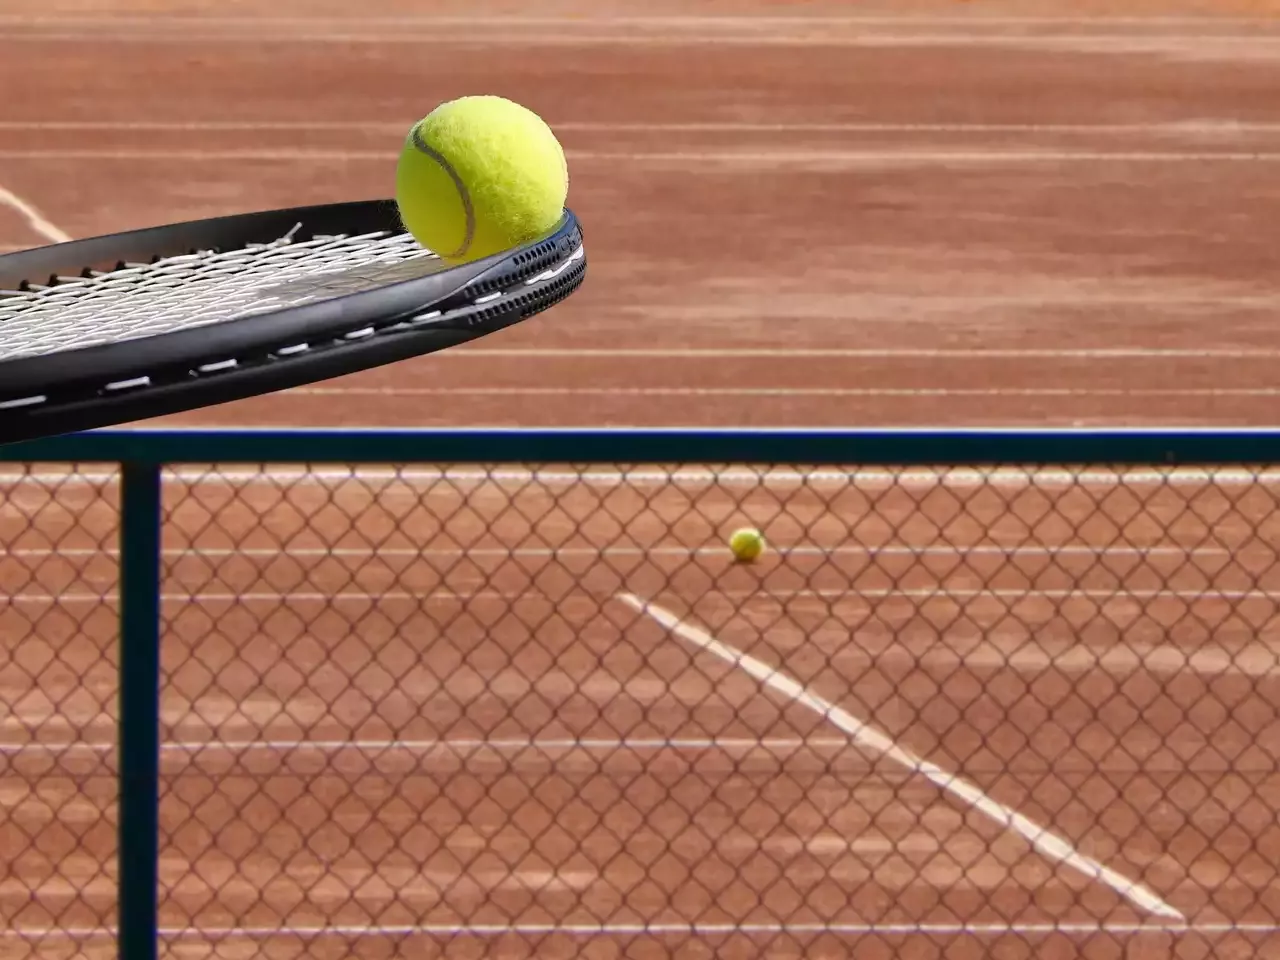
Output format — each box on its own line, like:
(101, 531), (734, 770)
(0, 185), (70, 244)
(618, 592), (1185, 921)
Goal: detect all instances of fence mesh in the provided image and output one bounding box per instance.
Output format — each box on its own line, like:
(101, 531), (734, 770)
(0, 464), (119, 959)
(5, 459), (1280, 959)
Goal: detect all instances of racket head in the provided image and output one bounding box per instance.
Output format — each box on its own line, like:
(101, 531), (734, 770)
(0, 200), (585, 443)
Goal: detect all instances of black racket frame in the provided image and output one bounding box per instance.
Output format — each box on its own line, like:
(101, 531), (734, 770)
(0, 199), (585, 443)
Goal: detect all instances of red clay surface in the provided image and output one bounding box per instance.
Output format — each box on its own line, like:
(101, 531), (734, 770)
(3, 4), (1280, 960)
(5, 5), (1280, 427)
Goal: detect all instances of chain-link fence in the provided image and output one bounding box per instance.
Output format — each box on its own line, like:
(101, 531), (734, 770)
(4, 433), (1280, 960)
(0, 462), (120, 960)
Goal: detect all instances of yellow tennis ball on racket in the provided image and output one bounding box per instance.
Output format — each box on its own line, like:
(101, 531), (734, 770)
(395, 95), (569, 264)
(729, 527), (766, 563)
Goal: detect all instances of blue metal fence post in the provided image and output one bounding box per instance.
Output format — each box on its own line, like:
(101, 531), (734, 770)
(117, 461), (163, 960)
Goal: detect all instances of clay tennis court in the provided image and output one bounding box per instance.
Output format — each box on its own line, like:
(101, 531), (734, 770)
(3, 3), (1280, 958)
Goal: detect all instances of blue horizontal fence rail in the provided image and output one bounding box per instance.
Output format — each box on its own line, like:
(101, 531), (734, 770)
(5, 426), (1280, 465)
(3, 427), (1280, 960)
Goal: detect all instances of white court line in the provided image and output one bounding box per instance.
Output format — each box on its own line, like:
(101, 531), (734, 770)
(0, 733), (1264, 764)
(0, 736), (873, 756)
(0, 185), (70, 244)
(0, 466), (1276, 488)
(450, 348), (1280, 359)
(462, 294), (1280, 305)
(3, 920), (1276, 940)
(4, 16), (1278, 26)
(1, 149), (1279, 163)
(0, 544), (1241, 560)
(568, 150), (1280, 164)
(10, 121), (1280, 134)
(6, 32), (1280, 47)
(0, 732), (1252, 758)
(7, 121), (1280, 135)
(4, 586), (1278, 605)
(680, 587), (1280, 603)
(6, 919), (1280, 940)
(291, 385), (1280, 398)
(618, 592), (1184, 920)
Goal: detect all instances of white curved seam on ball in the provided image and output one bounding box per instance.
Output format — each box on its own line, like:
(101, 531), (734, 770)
(410, 124), (475, 259)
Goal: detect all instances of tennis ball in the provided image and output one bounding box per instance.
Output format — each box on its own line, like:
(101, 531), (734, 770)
(729, 527), (766, 563)
(395, 95), (569, 264)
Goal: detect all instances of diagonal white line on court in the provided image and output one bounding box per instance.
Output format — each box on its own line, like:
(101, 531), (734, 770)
(0, 185), (70, 244)
(619, 592), (1185, 920)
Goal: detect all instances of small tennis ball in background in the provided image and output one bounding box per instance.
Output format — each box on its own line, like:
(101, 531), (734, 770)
(729, 527), (766, 563)
(395, 95), (569, 264)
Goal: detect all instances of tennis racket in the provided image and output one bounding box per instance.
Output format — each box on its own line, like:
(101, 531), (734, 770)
(0, 199), (586, 444)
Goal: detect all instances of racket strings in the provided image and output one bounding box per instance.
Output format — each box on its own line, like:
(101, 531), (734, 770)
(0, 241), (584, 412)
(0, 229), (436, 363)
